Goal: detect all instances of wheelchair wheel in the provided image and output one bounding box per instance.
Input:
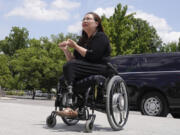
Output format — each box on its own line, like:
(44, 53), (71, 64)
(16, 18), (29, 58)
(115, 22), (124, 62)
(61, 117), (79, 126)
(46, 115), (56, 128)
(106, 75), (129, 131)
(84, 115), (96, 133)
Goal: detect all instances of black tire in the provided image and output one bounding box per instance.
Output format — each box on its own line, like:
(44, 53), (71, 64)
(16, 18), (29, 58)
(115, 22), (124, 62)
(46, 115), (56, 128)
(61, 117), (79, 126)
(84, 115), (96, 133)
(140, 92), (169, 117)
(106, 75), (129, 131)
(171, 113), (180, 119)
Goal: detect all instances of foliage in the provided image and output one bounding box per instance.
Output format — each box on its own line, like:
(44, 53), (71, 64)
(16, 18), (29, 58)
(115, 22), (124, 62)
(51, 33), (79, 44)
(6, 90), (24, 96)
(159, 41), (180, 52)
(0, 54), (13, 89)
(178, 38), (180, 50)
(10, 37), (65, 92)
(0, 26), (29, 56)
(0, 26), (80, 92)
(101, 3), (162, 56)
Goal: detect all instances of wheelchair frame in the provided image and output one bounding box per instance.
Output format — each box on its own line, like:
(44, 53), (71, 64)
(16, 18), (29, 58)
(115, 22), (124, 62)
(46, 63), (129, 132)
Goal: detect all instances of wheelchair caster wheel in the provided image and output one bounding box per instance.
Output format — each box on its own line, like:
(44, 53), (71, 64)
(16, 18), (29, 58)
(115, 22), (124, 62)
(84, 115), (96, 133)
(46, 114), (56, 128)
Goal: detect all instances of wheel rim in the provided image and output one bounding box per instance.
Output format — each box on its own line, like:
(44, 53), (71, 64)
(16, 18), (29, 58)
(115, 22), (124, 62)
(144, 97), (161, 116)
(110, 80), (128, 127)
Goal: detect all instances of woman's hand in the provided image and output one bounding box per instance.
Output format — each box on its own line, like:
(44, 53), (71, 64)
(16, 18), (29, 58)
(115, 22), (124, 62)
(67, 39), (87, 57)
(58, 40), (74, 61)
(58, 41), (68, 51)
(67, 39), (77, 48)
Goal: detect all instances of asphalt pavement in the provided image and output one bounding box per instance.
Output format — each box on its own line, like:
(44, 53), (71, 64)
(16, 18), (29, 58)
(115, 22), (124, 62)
(0, 97), (180, 135)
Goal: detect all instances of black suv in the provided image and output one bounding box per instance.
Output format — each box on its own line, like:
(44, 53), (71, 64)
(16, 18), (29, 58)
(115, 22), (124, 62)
(111, 52), (180, 118)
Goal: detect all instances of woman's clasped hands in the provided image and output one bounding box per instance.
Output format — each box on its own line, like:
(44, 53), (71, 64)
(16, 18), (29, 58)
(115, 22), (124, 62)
(58, 39), (77, 51)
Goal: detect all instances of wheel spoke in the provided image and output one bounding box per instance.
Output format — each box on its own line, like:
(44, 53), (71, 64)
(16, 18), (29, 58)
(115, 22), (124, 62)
(119, 112), (122, 124)
(114, 108), (127, 126)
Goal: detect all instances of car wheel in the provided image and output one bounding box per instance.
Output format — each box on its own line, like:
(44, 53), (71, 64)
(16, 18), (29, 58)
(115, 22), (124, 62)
(171, 113), (180, 119)
(140, 92), (169, 117)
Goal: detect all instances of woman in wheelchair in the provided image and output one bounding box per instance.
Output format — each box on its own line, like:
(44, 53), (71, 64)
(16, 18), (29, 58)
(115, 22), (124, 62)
(57, 12), (111, 117)
(46, 12), (129, 132)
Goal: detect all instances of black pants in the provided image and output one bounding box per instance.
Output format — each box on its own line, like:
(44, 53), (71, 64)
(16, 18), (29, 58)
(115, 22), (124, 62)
(59, 59), (109, 87)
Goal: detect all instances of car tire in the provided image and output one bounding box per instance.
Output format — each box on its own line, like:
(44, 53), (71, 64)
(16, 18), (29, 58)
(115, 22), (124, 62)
(171, 113), (180, 119)
(140, 92), (169, 117)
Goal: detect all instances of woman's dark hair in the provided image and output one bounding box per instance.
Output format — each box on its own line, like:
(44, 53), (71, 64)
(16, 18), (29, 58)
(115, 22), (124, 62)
(79, 12), (104, 45)
(87, 12), (104, 32)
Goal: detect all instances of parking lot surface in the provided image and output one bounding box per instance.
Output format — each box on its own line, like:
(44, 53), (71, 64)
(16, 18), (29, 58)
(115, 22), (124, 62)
(0, 97), (180, 135)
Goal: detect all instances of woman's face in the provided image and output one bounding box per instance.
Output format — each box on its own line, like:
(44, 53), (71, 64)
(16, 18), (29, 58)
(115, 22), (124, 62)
(82, 14), (98, 33)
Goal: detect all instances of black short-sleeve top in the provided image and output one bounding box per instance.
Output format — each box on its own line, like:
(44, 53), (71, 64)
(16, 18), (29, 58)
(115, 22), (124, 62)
(73, 31), (111, 64)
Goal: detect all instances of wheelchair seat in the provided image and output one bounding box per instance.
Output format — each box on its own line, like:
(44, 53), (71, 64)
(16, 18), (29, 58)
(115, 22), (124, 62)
(74, 75), (106, 92)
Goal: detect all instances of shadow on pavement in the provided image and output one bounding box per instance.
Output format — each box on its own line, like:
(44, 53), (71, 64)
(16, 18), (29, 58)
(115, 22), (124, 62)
(40, 122), (112, 132)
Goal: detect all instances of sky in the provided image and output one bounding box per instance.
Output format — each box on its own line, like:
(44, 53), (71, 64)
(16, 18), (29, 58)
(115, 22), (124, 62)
(0, 0), (180, 43)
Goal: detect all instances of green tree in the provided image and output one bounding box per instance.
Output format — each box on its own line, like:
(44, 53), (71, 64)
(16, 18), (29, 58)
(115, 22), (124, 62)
(0, 26), (29, 56)
(129, 18), (162, 54)
(10, 37), (65, 92)
(160, 42), (178, 52)
(178, 38), (180, 51)
(102, 4), (135, 56)
(51, 33), (66, 45)
(51, 33), (79, 45)
(38, 37), (66, 92)
(101, 3), (162, 56)
(0, 54), (13, 89)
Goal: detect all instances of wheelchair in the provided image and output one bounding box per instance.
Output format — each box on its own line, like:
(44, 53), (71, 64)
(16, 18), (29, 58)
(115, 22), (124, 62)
(46, 62), (129, 132)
